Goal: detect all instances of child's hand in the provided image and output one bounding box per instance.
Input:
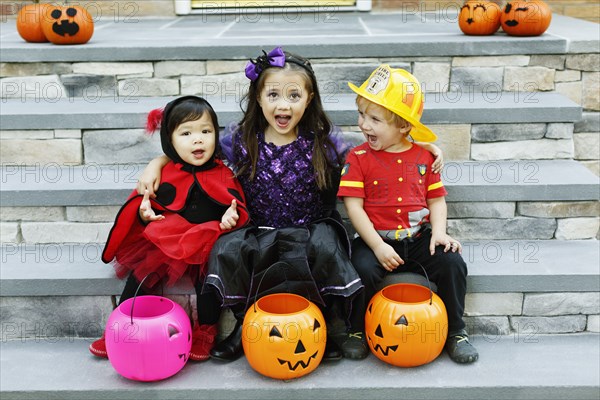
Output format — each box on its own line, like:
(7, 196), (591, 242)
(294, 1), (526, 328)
(417, 142), (444, 174)
(220, 200), (239, 230)
(431, 148), (444, 174)
(428, 143), (444, 174)
(136, 158), (165, 197)
(139, 190), (165, 223)
(137, 175), (160, 198)
(429, 232), (461, 256)
(374, 242), (404, 272)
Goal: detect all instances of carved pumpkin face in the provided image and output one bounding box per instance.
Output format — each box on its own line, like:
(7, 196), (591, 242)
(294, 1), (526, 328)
(365, 284), (448, 367)
(40, 5), (94, 45)
(501, 0), (552, 36)
(105, 296), (192, 381)
(459, 1), (502, 36)
(242, 293), (326, 380)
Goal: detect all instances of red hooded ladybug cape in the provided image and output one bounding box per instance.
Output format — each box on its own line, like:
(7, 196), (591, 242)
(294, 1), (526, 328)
(102, 160), (249, 287)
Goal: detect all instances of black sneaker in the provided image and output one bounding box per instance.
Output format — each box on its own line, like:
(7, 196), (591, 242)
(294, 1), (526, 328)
(446, 330), (479, 364)
(335, 331), (369, 360)
(323, 337), (343, 361)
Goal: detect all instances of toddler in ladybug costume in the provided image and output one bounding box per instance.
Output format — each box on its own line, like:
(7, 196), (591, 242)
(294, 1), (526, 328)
(90, 96), (249, 361)
(338, 66), (479, 363)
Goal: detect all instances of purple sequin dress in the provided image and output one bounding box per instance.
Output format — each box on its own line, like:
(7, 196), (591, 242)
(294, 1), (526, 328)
(227, 128), (319, 227)
(221, 123), (350, 227)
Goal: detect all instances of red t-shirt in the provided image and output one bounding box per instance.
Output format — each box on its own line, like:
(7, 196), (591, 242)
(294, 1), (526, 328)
(337, 143), (447, 232)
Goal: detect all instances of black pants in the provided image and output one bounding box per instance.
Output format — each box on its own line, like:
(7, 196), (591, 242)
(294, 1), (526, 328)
(120, 274), (222, 325)
(349, 230), (468, 335)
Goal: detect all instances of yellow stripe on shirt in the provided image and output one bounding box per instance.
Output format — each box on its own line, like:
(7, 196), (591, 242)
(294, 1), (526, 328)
(428, 181), (444, 191)
(340, 180), (364, 188)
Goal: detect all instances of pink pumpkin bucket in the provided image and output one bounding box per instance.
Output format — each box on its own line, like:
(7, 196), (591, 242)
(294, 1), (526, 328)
(105, 294), (192, 382)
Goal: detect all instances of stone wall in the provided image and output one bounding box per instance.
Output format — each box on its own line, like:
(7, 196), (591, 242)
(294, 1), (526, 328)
(447, 201), (599, 240)
(2, 54), (599, 175)
(464, 292), (600, 336)
(1, 199), (598, 244)
(1, 292), (597, 339)
(3, 55), (597, 108)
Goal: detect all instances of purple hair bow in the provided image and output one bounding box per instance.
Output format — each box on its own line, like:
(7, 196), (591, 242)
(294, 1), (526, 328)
(245, 47), (286, 81)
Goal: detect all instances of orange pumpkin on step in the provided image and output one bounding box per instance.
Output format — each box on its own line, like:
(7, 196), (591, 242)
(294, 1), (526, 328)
(16, 3), (52, 43)
(459, 1), (502, 36)
(40, 5), (94, 44)
(501, 0), (552, 36)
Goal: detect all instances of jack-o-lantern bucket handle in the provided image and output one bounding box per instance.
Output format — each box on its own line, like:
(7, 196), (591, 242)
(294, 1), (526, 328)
(129, 272), (165, 324)
(403, 259), (433, 305)
(249, 261), (301, 313)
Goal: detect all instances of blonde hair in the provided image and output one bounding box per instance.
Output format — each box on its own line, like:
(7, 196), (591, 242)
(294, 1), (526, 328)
(356, 96), (412, 132)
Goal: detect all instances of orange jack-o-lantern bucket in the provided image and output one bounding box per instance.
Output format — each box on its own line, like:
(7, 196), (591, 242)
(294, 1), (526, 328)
(242, 292), (326, 380)
(365, 281), (448, 367)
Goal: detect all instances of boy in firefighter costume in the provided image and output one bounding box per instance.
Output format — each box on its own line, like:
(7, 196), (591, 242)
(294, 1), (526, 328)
(338, 66), (479, 363)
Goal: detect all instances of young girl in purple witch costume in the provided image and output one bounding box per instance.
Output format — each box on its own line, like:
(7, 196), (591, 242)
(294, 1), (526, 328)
(138, 47), (443, 361)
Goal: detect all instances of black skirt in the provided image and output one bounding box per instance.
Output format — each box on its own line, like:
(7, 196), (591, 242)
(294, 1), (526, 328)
(204, 217), (363, 311)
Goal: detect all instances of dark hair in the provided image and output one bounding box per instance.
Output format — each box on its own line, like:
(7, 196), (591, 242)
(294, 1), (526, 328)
(236, 51), (341, 190)
(160, 96), (221, 164)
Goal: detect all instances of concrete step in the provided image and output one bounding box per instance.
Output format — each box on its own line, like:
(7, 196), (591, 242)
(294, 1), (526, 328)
(1, 334), (598, 400)
(0, 15), (568, 62)
(1, 13), (598, 63)
(0, 92), (582, 131)
(2, 240), (598, 297)
(1, 160), (597, 208)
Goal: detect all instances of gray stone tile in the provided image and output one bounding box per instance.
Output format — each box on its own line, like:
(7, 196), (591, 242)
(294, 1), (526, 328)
(1, 334), (599, 398)
(360, 13), (458, 35)
(223, 13), (365, 37)
(0, 14), (578, 62)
